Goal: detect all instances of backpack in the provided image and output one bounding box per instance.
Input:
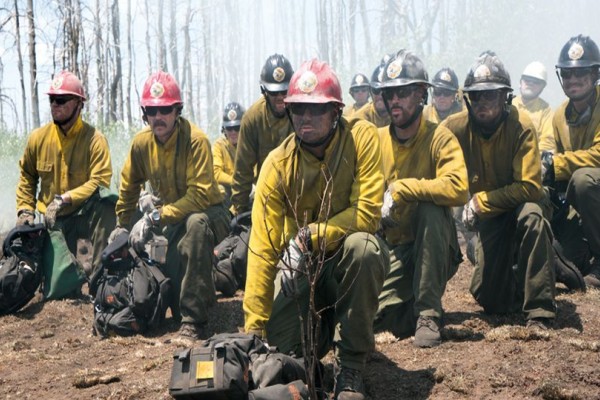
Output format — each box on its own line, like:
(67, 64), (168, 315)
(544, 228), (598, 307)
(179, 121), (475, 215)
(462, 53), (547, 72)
(213, 211), (251, 297)
(0, 223), (48, 315)
(89, 231), (171, 338)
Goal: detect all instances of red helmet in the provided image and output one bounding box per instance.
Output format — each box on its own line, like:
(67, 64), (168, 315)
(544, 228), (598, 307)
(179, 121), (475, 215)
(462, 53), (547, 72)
(46, 71), (86, 101)
(141, 71), (182, 107)
(284, 59), (344, 106)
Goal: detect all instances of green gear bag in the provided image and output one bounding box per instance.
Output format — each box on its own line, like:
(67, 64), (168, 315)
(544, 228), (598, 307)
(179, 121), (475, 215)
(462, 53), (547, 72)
(42, 230), (86, 300)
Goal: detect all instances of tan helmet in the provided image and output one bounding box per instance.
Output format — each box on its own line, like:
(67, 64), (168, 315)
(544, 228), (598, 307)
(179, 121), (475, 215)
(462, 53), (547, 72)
(522, 61), (547, 83)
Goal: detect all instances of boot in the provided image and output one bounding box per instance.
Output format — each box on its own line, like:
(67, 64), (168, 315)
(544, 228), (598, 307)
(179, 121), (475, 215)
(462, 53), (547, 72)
(334, 367), (365, 400)
(552, 240), (586, 291)
(583, 258), (600, 289)
(414, 315), (442, 348)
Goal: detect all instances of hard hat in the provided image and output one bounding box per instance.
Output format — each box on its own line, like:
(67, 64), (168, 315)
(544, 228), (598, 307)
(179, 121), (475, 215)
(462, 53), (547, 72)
(463, 54), (512, 92)
(284, 59), (344, 106)
(522, 61), (547, 83)
(350, 73), (370, 89)
(46, 71), (86, 101)
(259, 54), (294, 92)
(556, 34), (600, 69)
(141, 71), (182, 107)
(222, 102), (245, 128)
(380, 49), (429, 88)
(432, 67), (459, 91)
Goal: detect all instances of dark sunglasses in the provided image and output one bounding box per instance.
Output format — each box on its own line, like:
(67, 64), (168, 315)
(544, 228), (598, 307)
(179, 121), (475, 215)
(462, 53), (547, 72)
(559, 68), (593, 79)
(371, 87), (382, 96)
(225, 126), (240, 132)
(49, 96), (76, 105)
(287, 103), (331, 116)
(351, 87), (369, 93)
(432, 88), (456, 97)
(144, 106), (175, 116)
(267, 90), (287, 97)
(467, 90), (502, 102)
(382, 86), (420, 101)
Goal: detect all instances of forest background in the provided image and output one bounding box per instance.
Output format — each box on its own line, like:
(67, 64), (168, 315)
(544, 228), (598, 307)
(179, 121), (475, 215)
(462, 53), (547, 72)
(0, 0), (599, 231)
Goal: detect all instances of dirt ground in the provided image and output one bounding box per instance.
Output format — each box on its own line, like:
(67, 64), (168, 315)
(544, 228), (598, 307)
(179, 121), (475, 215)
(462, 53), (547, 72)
(1, 238), (600, 400)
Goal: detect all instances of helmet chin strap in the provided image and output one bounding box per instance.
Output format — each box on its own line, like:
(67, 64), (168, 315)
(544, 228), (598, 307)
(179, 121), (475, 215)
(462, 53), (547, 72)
(463, 94), (510, 137)
(261, 86), (287, 119)
(286, 107), (342, 148)
(383, 96), (424, 130)
(53, 102), (81, 131)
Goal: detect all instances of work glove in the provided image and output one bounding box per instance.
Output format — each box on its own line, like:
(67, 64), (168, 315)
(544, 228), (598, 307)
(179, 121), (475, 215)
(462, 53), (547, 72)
(462, 196), (481, 232)
(540, 151), (555, 187)
(45, 195), (67, 229)
(279, 237), (307, 298)
(16, 209), (35, 226)
(138, 191), (162, 214)
(380, 189), (396, 226)
(108, 226), (129, 244)
(129, 210), (160, 253)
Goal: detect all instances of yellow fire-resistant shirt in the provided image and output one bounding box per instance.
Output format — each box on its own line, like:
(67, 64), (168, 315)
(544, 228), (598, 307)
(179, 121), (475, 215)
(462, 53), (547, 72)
(551, 87), (600, 181)
(380, 117), (469, 245)
(353, 102), (391, 128)
(231, 97), (294, 214)
(343, 102), (367, 119)
(116, 117), (223, 228)
(422, 101), (464, 124)
(514, 95), (555, 152)
(243, 118), (384, 334)
(16, 115), (112, 216)
(442, 106), (543, 217)
(212, 136), (236, 186)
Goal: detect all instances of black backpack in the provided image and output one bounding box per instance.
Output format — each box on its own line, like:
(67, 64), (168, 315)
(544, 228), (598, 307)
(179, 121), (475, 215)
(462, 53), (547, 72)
(213, 211), (251, 297)
(89, 231), (171, 338)
(0, 223), (47, 315)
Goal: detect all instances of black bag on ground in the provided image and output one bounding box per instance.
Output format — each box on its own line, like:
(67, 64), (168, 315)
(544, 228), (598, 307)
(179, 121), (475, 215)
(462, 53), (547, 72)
(212, 211), (251, 296)
(169, 333), (269, 400)
(0, 223), (47, 315)
(247, 380), (309, 400)
(90, 231), (171, 338)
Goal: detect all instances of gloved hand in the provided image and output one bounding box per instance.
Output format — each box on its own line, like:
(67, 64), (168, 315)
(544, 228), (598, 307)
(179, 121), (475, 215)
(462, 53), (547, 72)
(108, 226), (129, 244)
(381, 189), (396, 226)
(279, 237), (307, 298)
(138, 191), (162, 214)
(541, 151), (555, 187)
(45, 195), (67, 229)
(462, 196), (481, 232)
(16, 210), (35, 226)
(128, 211), (159, 253)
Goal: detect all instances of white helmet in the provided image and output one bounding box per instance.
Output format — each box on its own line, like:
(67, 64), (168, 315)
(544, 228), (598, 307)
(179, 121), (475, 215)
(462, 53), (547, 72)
(521, 61), (547, 83)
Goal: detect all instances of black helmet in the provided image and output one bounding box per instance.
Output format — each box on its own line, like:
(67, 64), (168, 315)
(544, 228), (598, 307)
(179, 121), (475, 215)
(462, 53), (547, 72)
(463, 54), (512, 92)
(370, 63), (386, 90)
(556, 34), (600, 69)
(432, 67), (459, 91)
(380, 49), (429, 89)
(259, 54), (294, 92)
(350, 73), (370, 89)
(222, 102), (245, 128)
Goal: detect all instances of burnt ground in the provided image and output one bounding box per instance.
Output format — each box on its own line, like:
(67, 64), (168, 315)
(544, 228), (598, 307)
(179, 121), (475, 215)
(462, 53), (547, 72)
(1, 238), (599, 400)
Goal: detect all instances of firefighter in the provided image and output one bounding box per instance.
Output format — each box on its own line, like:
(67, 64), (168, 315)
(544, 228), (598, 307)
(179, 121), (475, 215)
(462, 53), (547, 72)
(243, 59), (389, 400)
(113, 71), (230, 339)
(213, 102), (245, 207)
(231, 54), (295, 215)
(373, 50), (468, 347)
(16, 70), (115, 284)
(353, 62), (391, 128)
(343, 73), (370, 118)
(442, 53), (556, 330)
(423, 67), (464, 124)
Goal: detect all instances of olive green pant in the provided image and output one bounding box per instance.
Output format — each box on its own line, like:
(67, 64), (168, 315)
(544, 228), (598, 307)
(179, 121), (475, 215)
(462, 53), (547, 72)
(470, 202), (556, 319)
(374, 203), (461, 339)
(54, 193), (116, 274)
(265, 232), (389, 372)
(551, 168), (600, 273)
(162, 205), (230, 325)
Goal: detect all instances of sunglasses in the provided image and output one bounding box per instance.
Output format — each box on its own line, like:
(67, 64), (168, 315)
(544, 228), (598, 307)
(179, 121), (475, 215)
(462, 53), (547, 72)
(381, 86), (420, 100)
(49, 96), (76, 105)
(287, 103), (331, 116)
(467, 90), (502, 102)
(144, 106), (175, 116)
(267, 90), (287, 97)
(432, 88), (456, 97)
(225, 126), (240, 132)
(371, 87), (382, 96)
(559, 68), (593, 79)
(351, 87), (369, 93)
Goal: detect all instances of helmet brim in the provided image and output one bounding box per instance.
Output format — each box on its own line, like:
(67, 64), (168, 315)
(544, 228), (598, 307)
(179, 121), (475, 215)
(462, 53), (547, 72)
(261, 82), (290, 92)
(463, 83), (513, 92)
(222, 121), (241, 128)
(555, 61), (600, 69)
(380, 79), (430, 89)
(46, 89), (86, 101)
(284, 95), (344, 107)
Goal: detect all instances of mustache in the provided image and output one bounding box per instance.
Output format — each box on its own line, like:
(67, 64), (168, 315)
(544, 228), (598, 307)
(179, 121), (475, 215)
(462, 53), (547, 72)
(152, 120), (167, 128)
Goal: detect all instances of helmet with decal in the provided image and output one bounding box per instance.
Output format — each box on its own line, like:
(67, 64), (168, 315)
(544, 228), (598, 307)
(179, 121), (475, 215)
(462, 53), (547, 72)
(379, 49), (430, 88)
(222, 102), (245, 128)
(463, 54), (512, 92)
(46, 71), (86, 101)
(432, 67), (459, 91)
(260, 54), (294, 92)
(349, 73), (370, 90)
(141, 71), (182, 107)
(556, 34), (600, 69)
(284, 59), (344, 106)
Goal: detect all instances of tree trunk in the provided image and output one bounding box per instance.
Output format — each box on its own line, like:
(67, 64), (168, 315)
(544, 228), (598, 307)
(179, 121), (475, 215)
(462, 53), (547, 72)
(26, 0), (39, 128)
(144, 0), (152, 75)
(169, 0), (178, 81)
(14, 0), (27, 133)
(95, 0), (105, 125)
(157, 0), (167, 71)
(110, 0), (122, 122)
(126, 0), (132, 127)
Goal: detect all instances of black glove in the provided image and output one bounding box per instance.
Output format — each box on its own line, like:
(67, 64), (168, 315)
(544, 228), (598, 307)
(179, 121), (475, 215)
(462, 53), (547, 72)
(541, 151), (555, 187)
